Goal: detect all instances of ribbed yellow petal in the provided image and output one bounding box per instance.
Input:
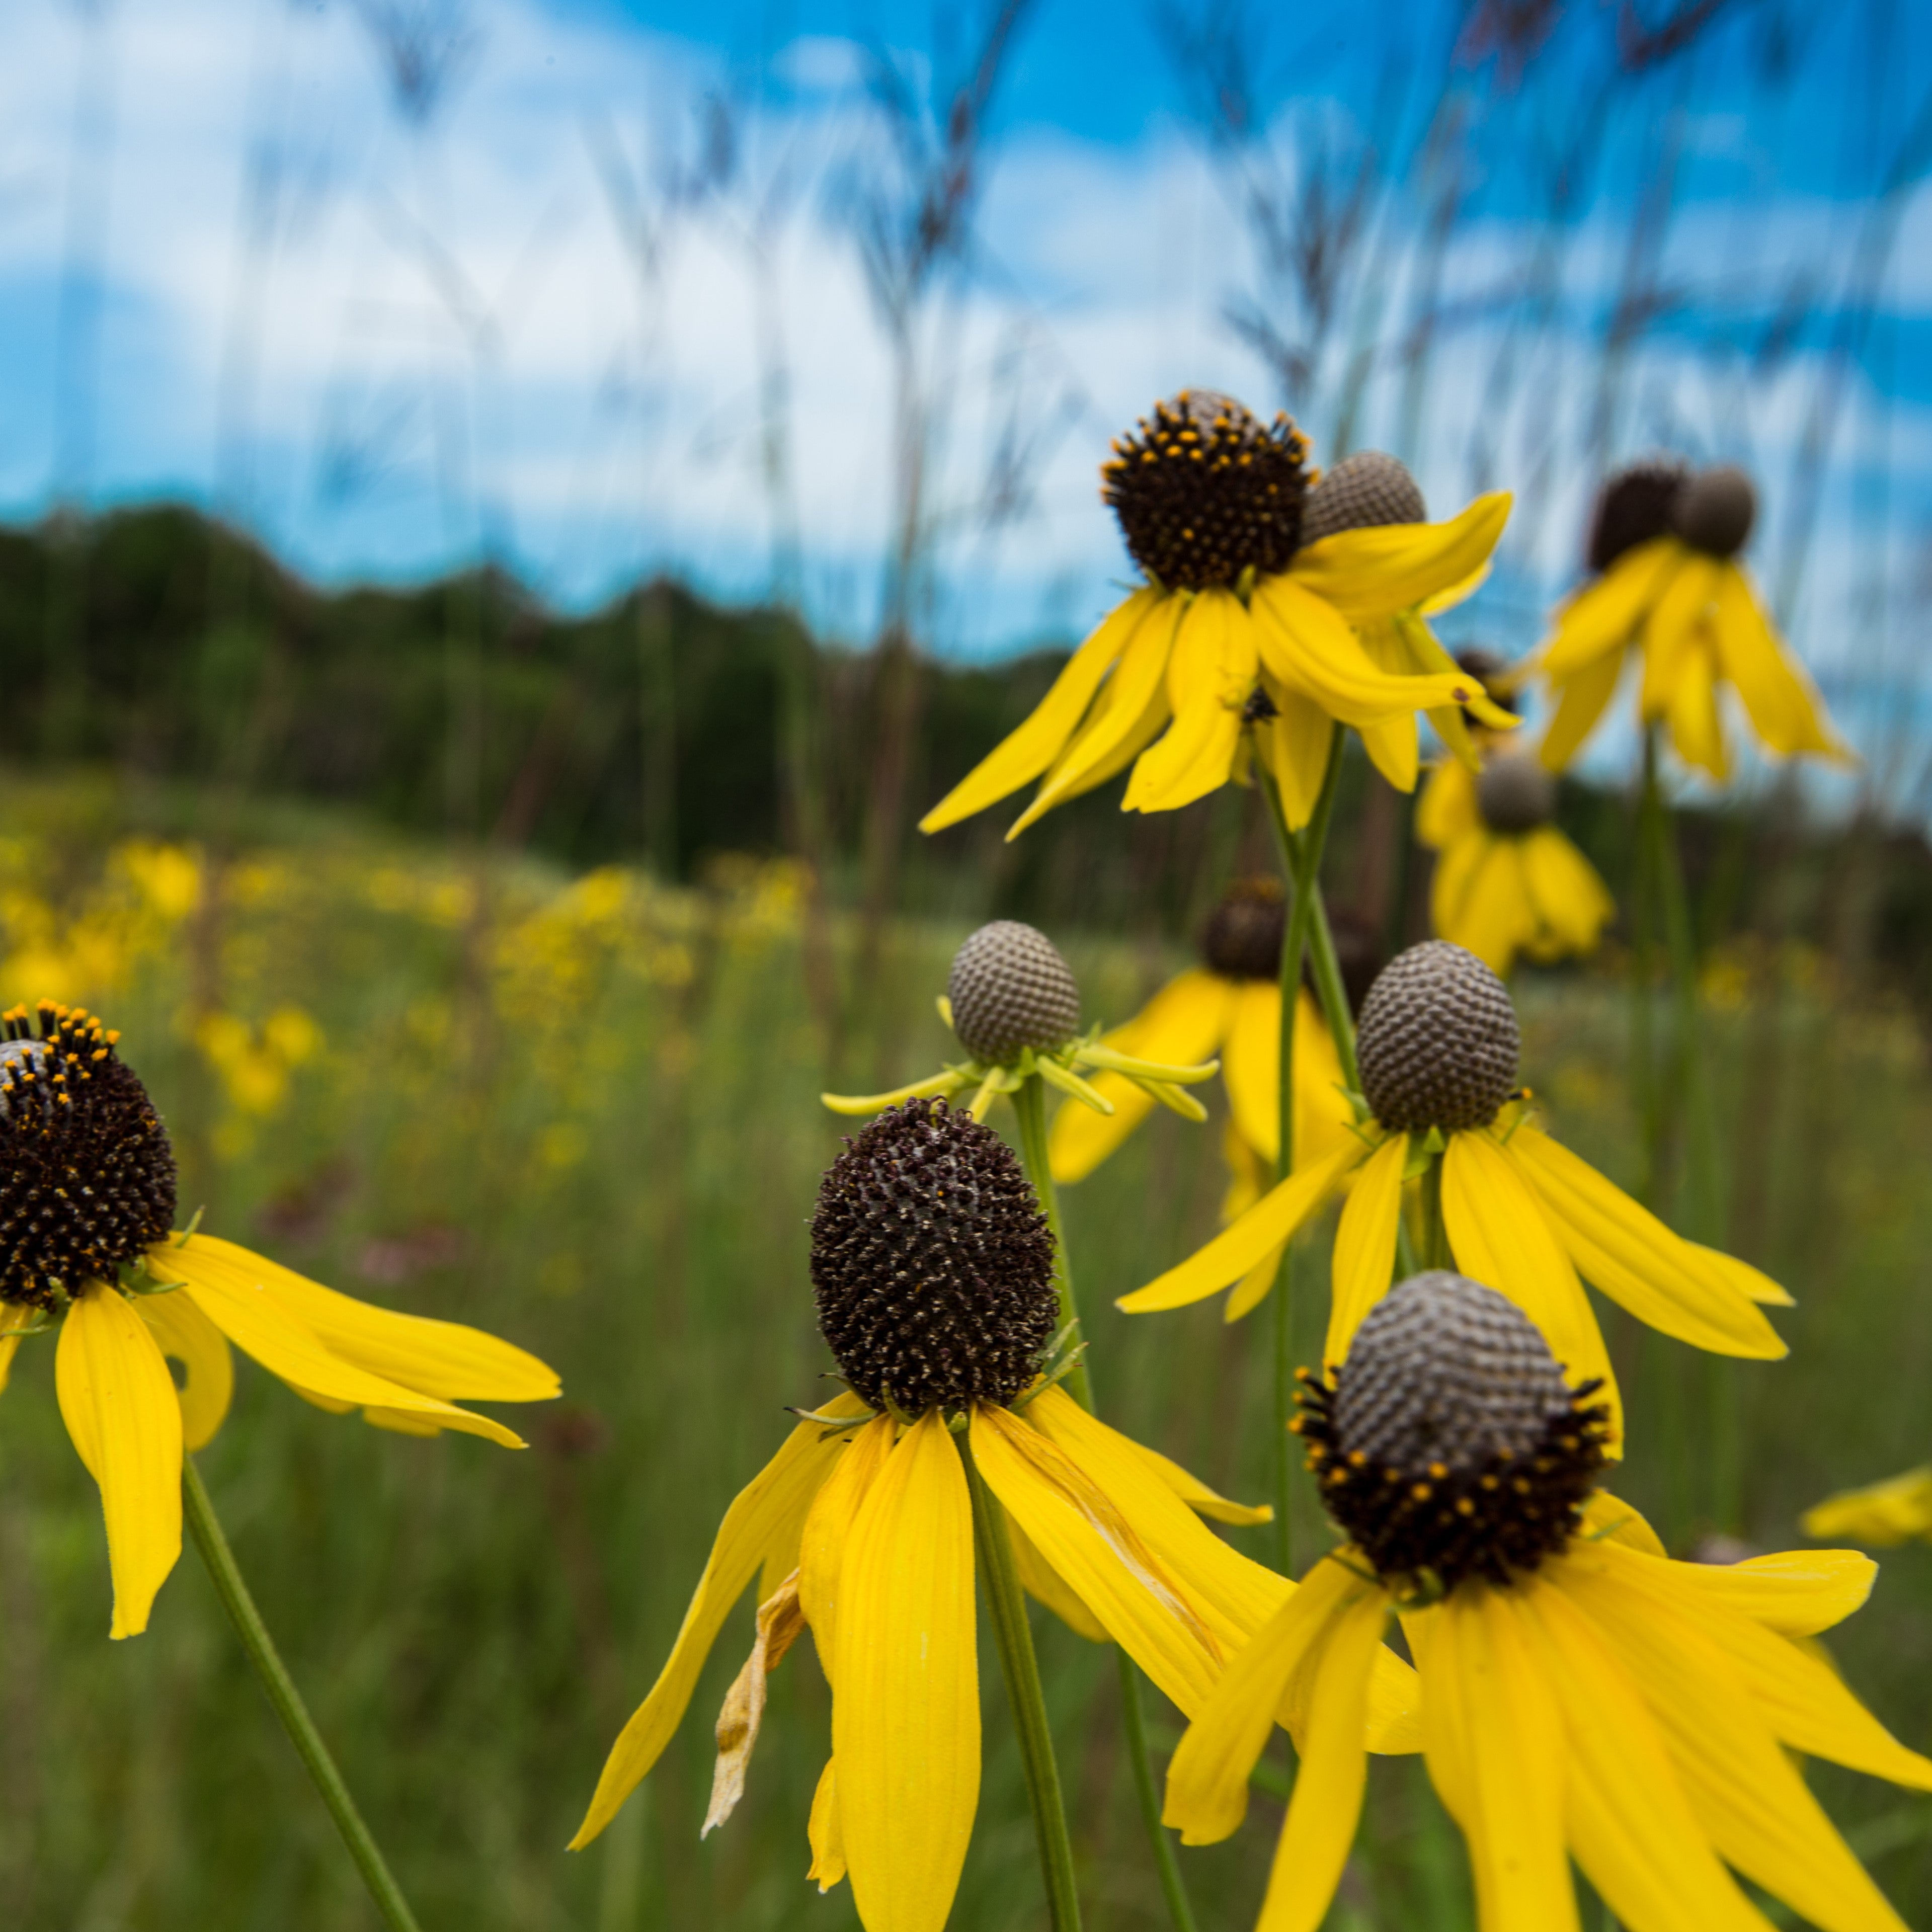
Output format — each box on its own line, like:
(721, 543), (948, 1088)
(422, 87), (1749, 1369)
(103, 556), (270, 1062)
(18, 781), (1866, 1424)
(1437, 835), (1530, 975)
(1253, 578), (1477, 727)
(1637, 554), (1721, 726)
(1670, 1547), (1876, 1634)
(1009, 1517), (1109, 1640)
(1222, 980), (1281, 1166)
(1802, 1468), (1932, 1548)
(1120, 1140), (1364, 1315)
(1414, 759), (1479, 848)
(1578, 1488), (1667, 1556)
(1358, 709), (1421, 792)
(834, 1411), (978, 1932)
(1519, 829), (1615, 957)
(1253, 684), (1334, 829)
(1666, 637), (1729, 780)
(1539, 647), (1626, 772)
(798, 1414), (896, 1666)
(1554, 1548), (1914, 1932)
(1164, 1551), (1369, 1843)
(138, 1286), (234, 1452)
(1440, 1131), (1622, 1448)
(971, 1403), (1219, 1712)
(1429, 1587), (1579, 1932)
(1541, 538), (1679, 678)
(1286, 494), (1511, 623)
(807, 1758), (847, 1891)
(1010, 598), (1181, 834)
(1126, 1436), (1273, 1526)
(1505, 1126), (1786, 1359)
(1710, 565), (1845, 760)
(570, 1397), (865, 1848)
(1582, 1538), (1932, 1790)
(56, 1284), (183, 1639)
(1685, 1242), (1793, 1307)
(1253, 1580), (1387, 1932)
(1519, 1571), (1768, 1932)
(169, 1233), (559, 1405)
(1325, 1133), (1408, 1365)
(172, 1260), (526, 1447)
(1123, 591), (1253, 812)
(920, 587), (1161, 832)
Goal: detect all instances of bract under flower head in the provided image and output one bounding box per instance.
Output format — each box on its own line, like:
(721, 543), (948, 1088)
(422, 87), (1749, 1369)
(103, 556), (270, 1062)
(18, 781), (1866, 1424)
(1101, 390), (1312, 589)
(1355, 941), (1520, 1132)
(1296, 1271), (1609, 1595)
(0, 1003), (176, 1310)
(810, 1099), (1058, 1414)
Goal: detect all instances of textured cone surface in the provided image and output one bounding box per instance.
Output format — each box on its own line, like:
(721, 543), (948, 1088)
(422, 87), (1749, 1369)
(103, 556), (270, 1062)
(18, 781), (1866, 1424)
(1476, 754), (1557, 834)
(1299, 451), (1426, 546)
(1201, 880), (1286, 982)
(1586, 458), (1687, 572)
(0, 1005), (177, 1311)
(947, 921), (1082, 1064)
(1356, 942), (1518, 1131)
(810, 1098), (1057, 1414)
(1101, 390), (1311, 590)
(1298, 1270), (1608, 1589)
(1671, 464), (1755, 558)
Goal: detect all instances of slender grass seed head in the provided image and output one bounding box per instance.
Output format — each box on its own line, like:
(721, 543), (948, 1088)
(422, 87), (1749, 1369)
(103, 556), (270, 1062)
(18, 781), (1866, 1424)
(0, 1002), (176, 1311)
(946, 920), (1082, 1065)
(810, 1098), (1058, 1415)
(1296, 1270), (1609, 1591)
(1100, 390), (1312, 590)
(1299, 450), (1426, 545)
(1671, 463), (1756, 559)
(1355, 941), (1519, 1132)
(1475, 752), (1558, 834)
(1200, 879), (1286, 982)
(1586, 457), (1689, 572)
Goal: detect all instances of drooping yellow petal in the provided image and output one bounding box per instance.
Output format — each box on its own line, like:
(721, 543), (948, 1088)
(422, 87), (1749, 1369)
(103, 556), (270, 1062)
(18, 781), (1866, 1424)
(920, 587), (1161, 832)
(834, 1411), (978, 1932)
(1802, 1468), (1932, 1548)
(1222, 980), (1282, 1166)
(171, 1259), (526, 1447)
(0, 1333), (19, 1393)
(1428, 1587), (1579, 1932)
(1538, 647), (1626, 772)
(1126, 1435), (1273, 1526)
(1709, 564), (1845, 761)
(1119, 1140), (1363, 1315)
(1519, 828), (1616, 957)
(56, 1284), (183, 1639)
(1519, 1571), (1770, 1932)
(1292, 992), (1352, 1170)
(1415, 759), (1479, 848)
(1685, 1242), (1793, 1307)
(570, 1397), (865, 1848)
(1253, 578), (1482, 728)
(1669, 1547), (1877, 1635)
(1010, 596), (1181, 834)
(1505, 1126), (1786, 1359)
(138, 1286), (234, 1452)
(1123, 591), (1254, 813)
(798, 1414), (897, 1667)
(1050, 971), (1232, 1185)
(1253, 684), (1335, 829)
(1555, 1548), (1915, 1932)
(1541, 538), (1679, 678)
(1435, 835), (1530, 975)
(1325, 1132), (1408, 1365)
(1665, 636), (1729, 781)
(166, 1233), (558, 1403)
(1223, 1240), (1289, 1323)
(1578, 1489), (1668, 1557)
(1440, 1131), (1622, 1448)
(1163, 1550), (1369, 1844)
(807, 1758), (847, 1892)
(1286, 495), (1512, 624)
(1009, 1517), (1110, 1640)
(1637, 554), (1721, 727)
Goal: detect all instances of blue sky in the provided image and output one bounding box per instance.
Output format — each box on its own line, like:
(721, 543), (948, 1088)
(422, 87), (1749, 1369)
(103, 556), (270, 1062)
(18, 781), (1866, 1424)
(1, 0), (1928, 796)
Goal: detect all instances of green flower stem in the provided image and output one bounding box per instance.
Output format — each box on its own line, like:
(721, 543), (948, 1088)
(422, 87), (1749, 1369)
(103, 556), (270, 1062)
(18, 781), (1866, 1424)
(1417, 1154), (1450, 1272)
(958, 1433), (1084, 1932)
(1010, 1074), (1197, 1932)
(183, 1458), (425, 1932)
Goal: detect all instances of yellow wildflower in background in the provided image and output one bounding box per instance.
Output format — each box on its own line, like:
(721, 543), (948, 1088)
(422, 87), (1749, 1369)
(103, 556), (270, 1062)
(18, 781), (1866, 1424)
(1120, 944), (1790, 1444)
(1539, 459), (1847, 778)
(0, 1001), (559, 1637)
(572, 1102), (1420, 1932)
(1802, 1467), (1932, 1547)
(1166, 1273), (1932, 1932)
(1416, 746), (1614, 975)
(920, 396), (1513, 839)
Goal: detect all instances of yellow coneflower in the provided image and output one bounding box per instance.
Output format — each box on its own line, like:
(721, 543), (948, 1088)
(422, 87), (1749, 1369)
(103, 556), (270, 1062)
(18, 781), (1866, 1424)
(0, 1000), (559, 1638)
(1416, 746), (1615, 975)
(1802, 1466), (1932, 1547)
(572, 1100), (1421, 1932)
(1165, 1272), (1932, 1932)
(824, 919), (1218, 1126)
(1539, 459), (1848, 778)
(1118, 944), (1791, 1443)
(1048, 881), (1359, 1316)
(919, 403), (1514, 839)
